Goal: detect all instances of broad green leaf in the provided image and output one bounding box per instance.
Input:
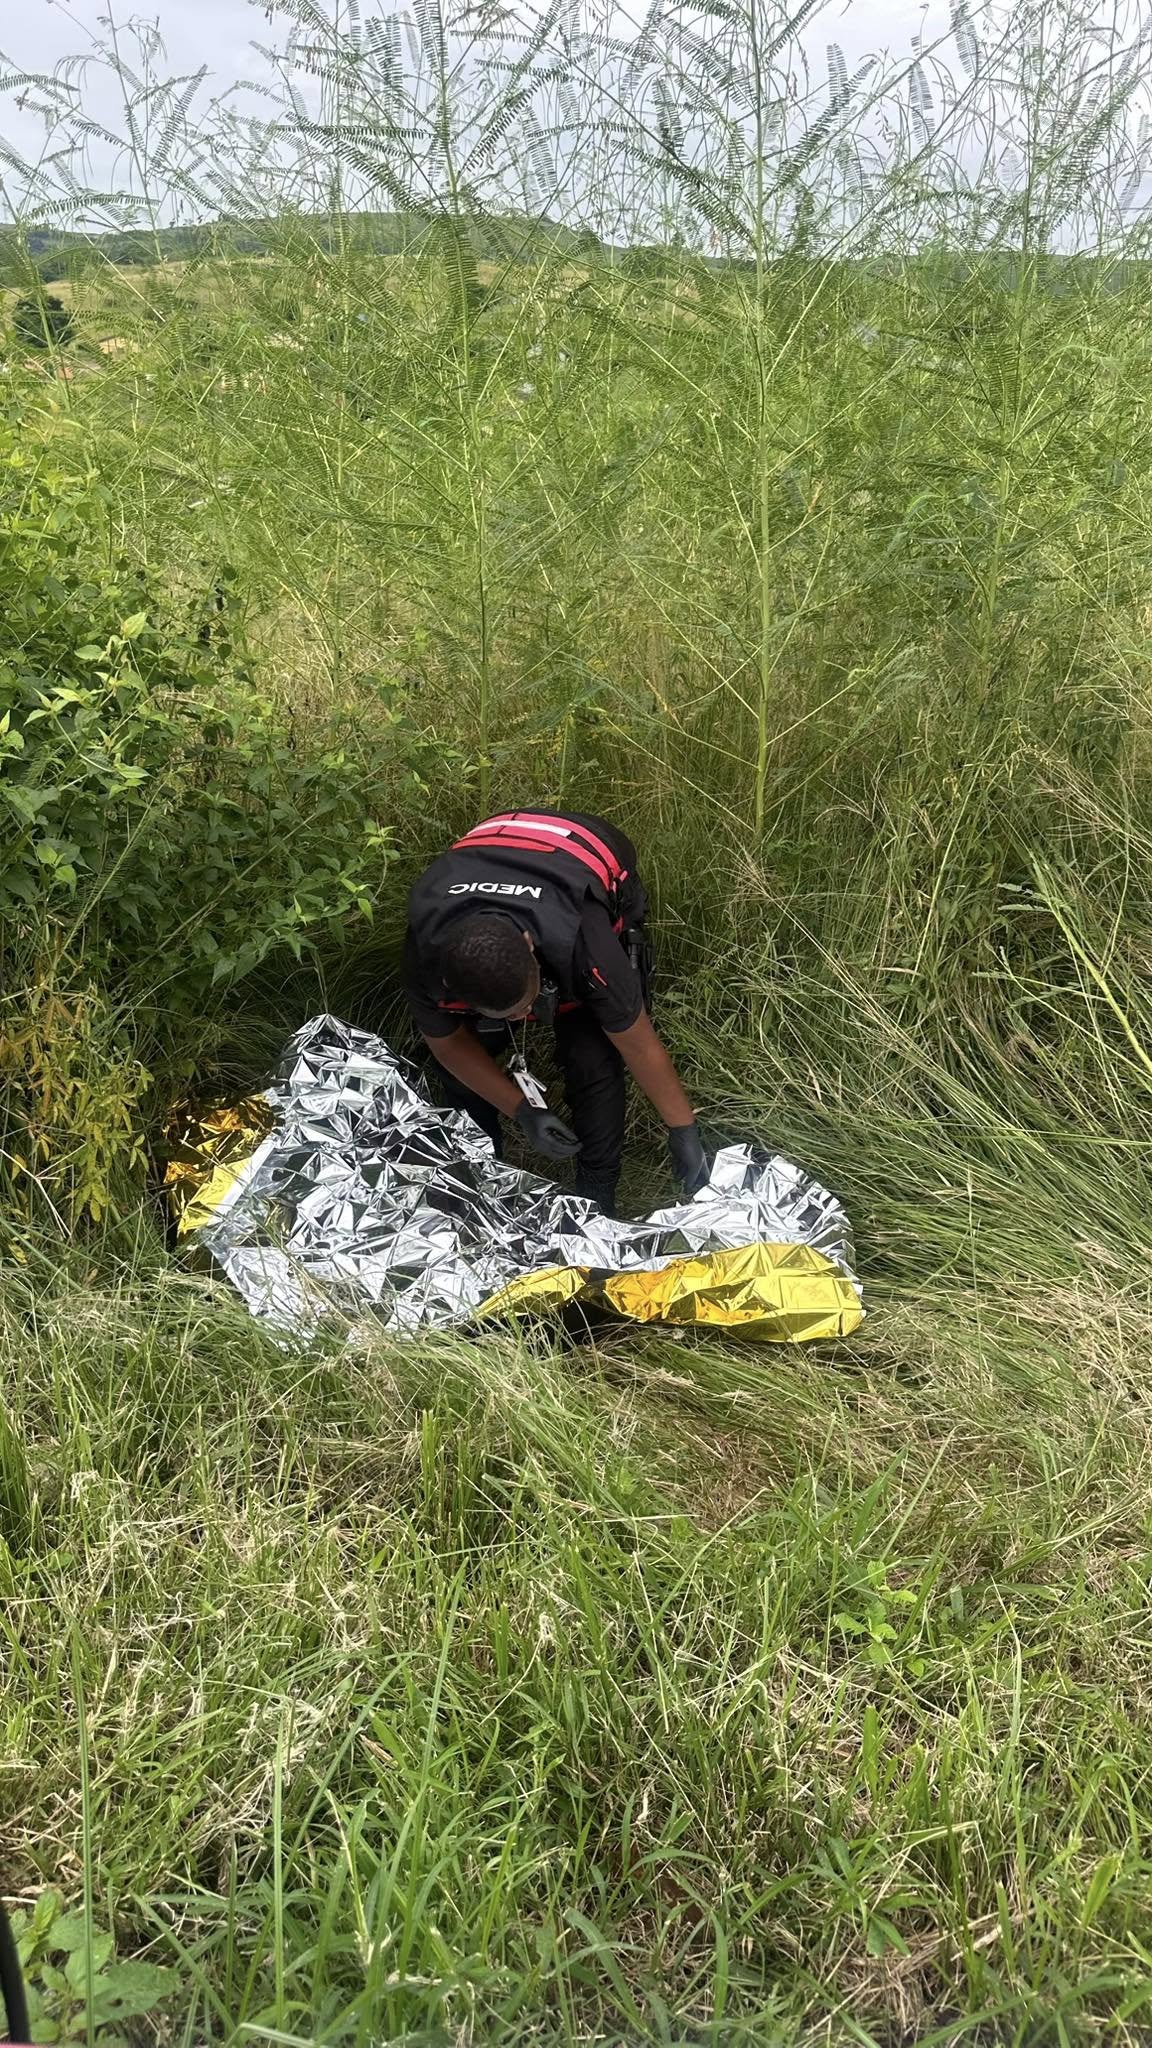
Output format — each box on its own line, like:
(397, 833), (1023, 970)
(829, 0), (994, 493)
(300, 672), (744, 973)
(62, 1931), (114, 1980)
(51, 1911), (91, 1953)
(89, 1960), (175, 2022)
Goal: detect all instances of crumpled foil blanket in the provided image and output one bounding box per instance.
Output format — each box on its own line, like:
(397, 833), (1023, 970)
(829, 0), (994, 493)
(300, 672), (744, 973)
(167, 1015), (864, 1342)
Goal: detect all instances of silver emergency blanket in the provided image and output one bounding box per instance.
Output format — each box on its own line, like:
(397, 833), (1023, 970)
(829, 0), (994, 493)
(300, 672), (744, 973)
(172, 1015), (863, 1342)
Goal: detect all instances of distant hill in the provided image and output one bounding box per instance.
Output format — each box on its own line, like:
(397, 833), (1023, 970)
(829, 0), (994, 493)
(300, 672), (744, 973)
(6, 219), (1144, 294)
(0, 212), (601, 284)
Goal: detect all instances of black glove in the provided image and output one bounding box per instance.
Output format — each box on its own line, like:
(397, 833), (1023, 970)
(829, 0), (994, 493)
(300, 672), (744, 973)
(667, 1121), (709, 1196)
(513, 1101), (582, 1160)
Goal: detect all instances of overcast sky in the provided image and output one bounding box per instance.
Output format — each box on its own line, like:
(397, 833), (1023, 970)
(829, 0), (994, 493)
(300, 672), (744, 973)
(0, 0), (963, 221)
(4, 0), (952, 108)
(7, 0), (263, 88)
(7, 0), (944, 73)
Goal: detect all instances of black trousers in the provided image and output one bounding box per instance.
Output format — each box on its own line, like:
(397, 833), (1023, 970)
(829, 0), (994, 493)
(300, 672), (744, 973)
(438, 1009), (627, 1206)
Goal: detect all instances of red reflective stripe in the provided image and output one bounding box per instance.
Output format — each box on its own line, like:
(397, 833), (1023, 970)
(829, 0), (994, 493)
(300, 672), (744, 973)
(453, 831), (560, 859)
(452, 832), (553, 854)
(455, 827), (614, 892)
(479, 811), (625, 882)
(438, 999), (472, 1013)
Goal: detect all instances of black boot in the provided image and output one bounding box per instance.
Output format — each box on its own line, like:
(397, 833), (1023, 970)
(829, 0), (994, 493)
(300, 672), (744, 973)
(574, 1170), (619, 1218)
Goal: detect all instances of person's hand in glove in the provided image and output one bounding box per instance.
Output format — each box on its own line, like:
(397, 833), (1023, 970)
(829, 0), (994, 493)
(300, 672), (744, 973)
(514, 1100), (582, 1160)
(667, 1120), (709, 1197)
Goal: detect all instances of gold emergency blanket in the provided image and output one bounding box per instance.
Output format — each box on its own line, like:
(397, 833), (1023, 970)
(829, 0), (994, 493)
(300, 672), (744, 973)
(169, 1016), (863, 1342)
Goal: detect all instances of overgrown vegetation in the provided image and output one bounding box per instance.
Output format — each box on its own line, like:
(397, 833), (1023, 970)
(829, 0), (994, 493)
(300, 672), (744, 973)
(4, 0), (1152, 2039)
(0, 422), (385, 1222)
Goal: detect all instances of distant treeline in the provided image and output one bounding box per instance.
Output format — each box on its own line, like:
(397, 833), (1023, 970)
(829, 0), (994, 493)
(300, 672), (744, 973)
(0, 212), (604, 283)
(2, 213), (1146, 292)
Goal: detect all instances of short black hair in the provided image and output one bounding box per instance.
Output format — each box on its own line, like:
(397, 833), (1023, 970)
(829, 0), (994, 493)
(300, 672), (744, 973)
(439, 913), (534, 1011)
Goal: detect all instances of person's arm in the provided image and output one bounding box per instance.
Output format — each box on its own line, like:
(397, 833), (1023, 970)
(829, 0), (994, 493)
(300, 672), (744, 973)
(606, 1012), (709, 1194)
(424, 1025), (581, 1160)
(423, 1025), (523, 1117)
(605, 1011), (695, 1126)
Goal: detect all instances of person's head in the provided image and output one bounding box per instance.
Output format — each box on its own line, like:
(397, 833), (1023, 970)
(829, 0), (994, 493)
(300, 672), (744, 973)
(438, 914), (541, 1019)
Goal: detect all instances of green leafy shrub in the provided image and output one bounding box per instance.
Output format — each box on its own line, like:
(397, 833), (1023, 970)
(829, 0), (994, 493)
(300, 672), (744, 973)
(0, 429), (388, 1218)
(11, 293), (75, 351)
(9, 1890), (173, 2045)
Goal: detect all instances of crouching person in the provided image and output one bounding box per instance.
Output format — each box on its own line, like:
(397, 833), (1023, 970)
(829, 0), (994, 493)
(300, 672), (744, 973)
(404, 809), (707, 1215)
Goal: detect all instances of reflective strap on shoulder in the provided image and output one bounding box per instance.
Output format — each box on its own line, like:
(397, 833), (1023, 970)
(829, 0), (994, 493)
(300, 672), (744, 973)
(457, 811), (626, 897)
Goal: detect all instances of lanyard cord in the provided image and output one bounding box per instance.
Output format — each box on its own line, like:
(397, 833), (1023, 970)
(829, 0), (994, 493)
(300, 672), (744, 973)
(0, 1896), (30, 2044)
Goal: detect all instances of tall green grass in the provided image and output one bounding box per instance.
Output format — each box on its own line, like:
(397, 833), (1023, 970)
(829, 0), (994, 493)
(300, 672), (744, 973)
(9, 1254), (1152, 2043)
(6, 0), (1152, 2038)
